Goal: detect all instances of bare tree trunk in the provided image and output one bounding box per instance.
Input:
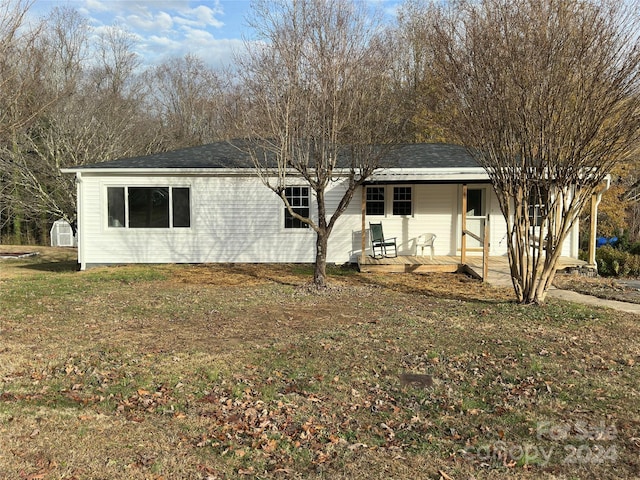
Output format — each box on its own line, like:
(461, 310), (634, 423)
(314, 229), (329, 287)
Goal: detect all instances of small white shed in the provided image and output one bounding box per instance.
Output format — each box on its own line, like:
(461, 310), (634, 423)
(50, 219), (76, 247)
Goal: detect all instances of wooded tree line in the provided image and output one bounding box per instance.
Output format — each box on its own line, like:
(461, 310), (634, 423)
(2, 0), (640, 293)
(0, 1), (229, 243)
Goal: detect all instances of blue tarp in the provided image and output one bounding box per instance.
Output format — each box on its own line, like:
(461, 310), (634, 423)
(597, 236), (618, 248)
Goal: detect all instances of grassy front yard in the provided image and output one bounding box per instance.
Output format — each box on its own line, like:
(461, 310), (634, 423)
(0, 248), (638, 479)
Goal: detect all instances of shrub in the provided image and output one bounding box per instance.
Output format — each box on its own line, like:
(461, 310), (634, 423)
(628, 241), (640, 256)
(596, 244), (640, 277)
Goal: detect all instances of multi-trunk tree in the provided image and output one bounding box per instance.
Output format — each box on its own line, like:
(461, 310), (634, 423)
(427, 0), (640, 304)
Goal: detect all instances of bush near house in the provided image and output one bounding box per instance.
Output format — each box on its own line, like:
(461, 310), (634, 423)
(596, 244), (640, 277)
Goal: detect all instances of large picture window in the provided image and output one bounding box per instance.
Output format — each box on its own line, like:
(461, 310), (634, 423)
(393, 186), (412, 216)
(107, 186), (190, 228)
(284, 186), (310, 229)
(366, 186), (385, 216)
(129, 187), (169, 228)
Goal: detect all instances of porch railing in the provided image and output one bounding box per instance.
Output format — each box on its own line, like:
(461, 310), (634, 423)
(461, 214), (490, 281)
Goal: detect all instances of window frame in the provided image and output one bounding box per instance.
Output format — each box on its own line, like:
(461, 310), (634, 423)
(392, 186), (413, 217)
(283, 186), (311, 229)
(106, 185), (191, 229)
(366, 186), (386, 216)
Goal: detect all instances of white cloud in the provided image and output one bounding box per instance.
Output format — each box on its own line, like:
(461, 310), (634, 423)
(125, 10), (174, 32)
(63, 0), (232, 68)
(147, 35), (180, 48)
(172, 6), (223, 28)
(182, 25), (215, 43)
(84, 0), (109, 13)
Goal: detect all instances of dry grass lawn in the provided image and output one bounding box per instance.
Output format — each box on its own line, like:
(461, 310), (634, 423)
(0, 247), (638, 479)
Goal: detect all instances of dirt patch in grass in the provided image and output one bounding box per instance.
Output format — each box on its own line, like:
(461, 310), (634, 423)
(0, 251), (639, 479)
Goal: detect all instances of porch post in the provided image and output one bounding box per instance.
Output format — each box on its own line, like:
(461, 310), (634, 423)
(482, 215), (490, 281)
(461, 184), (467, 265)
(587, 192), (598, 268)
(361, 185), (366, 264)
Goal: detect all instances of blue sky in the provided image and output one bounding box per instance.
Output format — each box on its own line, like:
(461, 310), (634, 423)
(29, 1), (401, 69)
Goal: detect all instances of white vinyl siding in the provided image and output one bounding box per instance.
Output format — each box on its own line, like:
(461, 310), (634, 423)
(78, 175), (319, 267)
(73, 171), (581, 269)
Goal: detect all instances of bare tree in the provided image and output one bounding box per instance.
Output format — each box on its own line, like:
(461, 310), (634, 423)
(91, 24), (140, 97)
(0, 0), (51, 141)
(37, 6), (89, 92)
(144, 54), (224, 149)
(428, 0), (640, 304)
(235, 0), (408, 287)
(0, 0), (53, 241)
(3, 11), (158, 235)
(392, 0), (449, 142)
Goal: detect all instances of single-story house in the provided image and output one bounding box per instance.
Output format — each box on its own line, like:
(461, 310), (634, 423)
(62, 142), (604, 272)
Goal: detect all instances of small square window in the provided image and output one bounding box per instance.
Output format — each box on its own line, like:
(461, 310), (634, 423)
(466, 189), (484, 216)
(529, 188), (548, 227)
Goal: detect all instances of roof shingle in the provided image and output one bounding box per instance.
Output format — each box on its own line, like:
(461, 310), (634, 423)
(73, 141), (480, 170)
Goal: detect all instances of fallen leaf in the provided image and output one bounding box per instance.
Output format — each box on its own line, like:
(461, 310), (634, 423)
(438, 470), (454, 480)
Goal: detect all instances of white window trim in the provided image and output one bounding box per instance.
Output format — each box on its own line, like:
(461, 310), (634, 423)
(282, 185), (314, 232)
(365, 185), (387, 217)
(105, 185), (192, 230)
(392, 185), (414, 218)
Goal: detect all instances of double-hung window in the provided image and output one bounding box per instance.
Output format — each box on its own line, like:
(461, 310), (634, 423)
(366, 186), (385, 216)
(284, 186), (310, 229)
(393, 186), (412, 216)
(107, 186), (190, 228)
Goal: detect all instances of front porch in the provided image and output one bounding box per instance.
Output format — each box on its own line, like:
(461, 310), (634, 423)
(357, 254), (588, 282)
(358, 254), (463, 274)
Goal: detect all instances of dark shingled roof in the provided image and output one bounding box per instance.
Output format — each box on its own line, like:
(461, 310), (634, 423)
(76, 141), (255, 169)
(383, 143), (479, 169)
(73, 141), (480, 170)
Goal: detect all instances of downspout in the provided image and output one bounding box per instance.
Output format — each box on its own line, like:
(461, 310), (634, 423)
(76, 172), (86, 271)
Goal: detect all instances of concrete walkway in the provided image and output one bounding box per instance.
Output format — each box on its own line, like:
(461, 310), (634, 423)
(547, 288), (640, 314)
(483, 265), (640, 314)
